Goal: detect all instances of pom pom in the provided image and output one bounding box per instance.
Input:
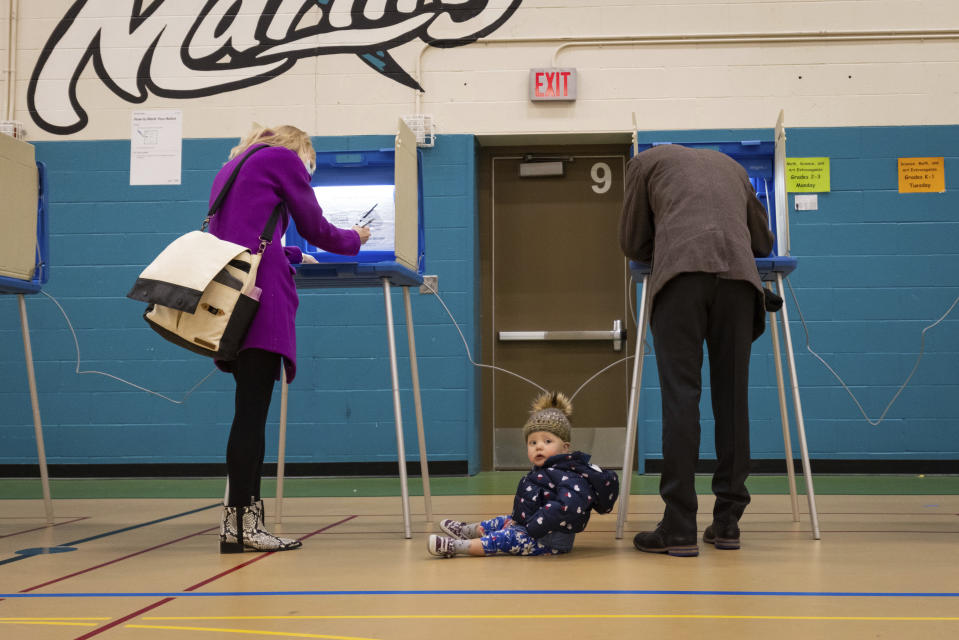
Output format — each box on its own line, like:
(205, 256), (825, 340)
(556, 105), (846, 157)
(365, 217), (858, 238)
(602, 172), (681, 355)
(530, 391), (573, 417)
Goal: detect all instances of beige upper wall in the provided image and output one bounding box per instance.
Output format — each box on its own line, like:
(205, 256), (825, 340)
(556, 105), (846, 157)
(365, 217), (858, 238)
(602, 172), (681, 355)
(2, 0), (958, 141)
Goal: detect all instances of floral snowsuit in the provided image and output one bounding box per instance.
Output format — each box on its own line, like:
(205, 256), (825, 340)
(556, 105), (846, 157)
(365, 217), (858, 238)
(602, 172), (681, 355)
(480, 451), (619, 556)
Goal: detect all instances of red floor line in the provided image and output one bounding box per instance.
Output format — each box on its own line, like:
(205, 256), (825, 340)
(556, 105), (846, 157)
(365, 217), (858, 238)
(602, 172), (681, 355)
(18, 527), (219, 593)
(0, 517), (89, 539)
(184, 515), (358, 592)
(72, 514), (358, 640)
(73, 597), (175, 640)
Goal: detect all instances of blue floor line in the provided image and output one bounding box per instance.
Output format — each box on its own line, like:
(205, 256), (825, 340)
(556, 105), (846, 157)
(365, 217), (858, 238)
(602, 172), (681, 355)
(2, 588), (957, 598)
(61, 503), (220, 546)
(0, 503), (220, 567)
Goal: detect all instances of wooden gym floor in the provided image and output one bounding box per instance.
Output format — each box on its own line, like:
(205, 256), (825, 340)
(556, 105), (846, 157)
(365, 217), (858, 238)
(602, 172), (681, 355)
(1, 475), (958, 639)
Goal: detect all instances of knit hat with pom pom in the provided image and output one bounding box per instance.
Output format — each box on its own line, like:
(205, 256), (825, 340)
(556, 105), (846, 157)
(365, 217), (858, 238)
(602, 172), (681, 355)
(522, 391), (573, 443)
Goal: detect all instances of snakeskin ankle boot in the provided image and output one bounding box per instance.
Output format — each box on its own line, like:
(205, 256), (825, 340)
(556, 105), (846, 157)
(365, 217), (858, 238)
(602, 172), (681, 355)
(219, 505), (302, 553)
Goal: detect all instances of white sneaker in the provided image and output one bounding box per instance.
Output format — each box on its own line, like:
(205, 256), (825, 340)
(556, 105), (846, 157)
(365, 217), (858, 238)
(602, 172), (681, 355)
(427, 534), (457, 558)
(438, 519), (472, 539)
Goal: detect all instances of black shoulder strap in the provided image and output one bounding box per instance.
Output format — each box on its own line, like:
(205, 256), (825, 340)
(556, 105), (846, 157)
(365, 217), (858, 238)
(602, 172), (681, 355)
(202, 144), (270, 230)
(255, 204), (284, 255)
(204, 144), (289, 256)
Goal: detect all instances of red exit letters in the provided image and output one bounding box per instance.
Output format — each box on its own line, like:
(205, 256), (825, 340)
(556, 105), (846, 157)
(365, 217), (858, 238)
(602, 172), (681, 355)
(529, 68), (577, 101)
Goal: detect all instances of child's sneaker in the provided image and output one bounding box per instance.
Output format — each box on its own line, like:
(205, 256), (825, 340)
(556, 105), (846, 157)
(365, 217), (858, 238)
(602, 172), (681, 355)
(438, 519), (472, 539)
(427, 534), (457, 558)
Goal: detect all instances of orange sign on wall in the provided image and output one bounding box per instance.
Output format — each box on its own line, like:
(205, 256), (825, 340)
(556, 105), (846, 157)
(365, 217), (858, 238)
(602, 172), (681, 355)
(898, 157), (945, 193)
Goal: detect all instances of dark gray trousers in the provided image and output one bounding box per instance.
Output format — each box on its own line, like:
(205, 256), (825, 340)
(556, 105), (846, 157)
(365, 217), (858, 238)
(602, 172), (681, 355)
(650, 272), (757, 536)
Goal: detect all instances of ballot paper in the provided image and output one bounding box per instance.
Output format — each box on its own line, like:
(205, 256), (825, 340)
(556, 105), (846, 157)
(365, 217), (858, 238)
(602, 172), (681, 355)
(311, 184), (395, 253)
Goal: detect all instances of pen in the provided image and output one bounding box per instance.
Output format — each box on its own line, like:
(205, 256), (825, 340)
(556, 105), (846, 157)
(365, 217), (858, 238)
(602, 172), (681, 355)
(357, 203), (377, 226)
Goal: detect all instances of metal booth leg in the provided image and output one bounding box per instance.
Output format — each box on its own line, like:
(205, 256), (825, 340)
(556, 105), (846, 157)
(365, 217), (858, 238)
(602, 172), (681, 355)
(775, 273), (822, 540)
(403, 286), (432, 523)
(766, 282), (800, 522)
(18, 294), (54, 524)
(615, 275), (650, 539)
(274, 283), (418, 537)
(383, 279), (413, 539)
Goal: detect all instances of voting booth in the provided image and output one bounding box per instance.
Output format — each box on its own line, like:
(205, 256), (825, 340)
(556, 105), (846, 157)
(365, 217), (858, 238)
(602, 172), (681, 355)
(616, 112), (821, 540)
(0, 134), (48, 293)
(0, 133), (53, 522)
(276, 120), (431, 536)
(285, 148), (425, 282)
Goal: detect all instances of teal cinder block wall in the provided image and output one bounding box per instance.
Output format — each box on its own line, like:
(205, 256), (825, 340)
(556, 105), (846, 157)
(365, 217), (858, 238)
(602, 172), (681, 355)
(1, 126), (957, 473)
(634, 126), (959, 469)
(0, 134), (481, 473)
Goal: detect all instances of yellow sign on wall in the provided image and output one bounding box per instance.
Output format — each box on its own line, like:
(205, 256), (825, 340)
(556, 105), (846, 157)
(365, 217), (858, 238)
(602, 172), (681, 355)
(898, 157), (945, 193)
(786, 158), (831, 192)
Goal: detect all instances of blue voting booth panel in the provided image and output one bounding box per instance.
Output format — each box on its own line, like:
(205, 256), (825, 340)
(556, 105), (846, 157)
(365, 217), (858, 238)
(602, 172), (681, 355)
(0, 162), (49, 295)
(632, 140), (797, 281)
(629, 257), (796, 283)
(286, 149), (425, 288)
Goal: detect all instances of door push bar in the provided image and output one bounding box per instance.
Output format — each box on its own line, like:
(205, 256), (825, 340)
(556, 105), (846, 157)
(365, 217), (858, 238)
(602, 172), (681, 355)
(499, 320), (625, 351)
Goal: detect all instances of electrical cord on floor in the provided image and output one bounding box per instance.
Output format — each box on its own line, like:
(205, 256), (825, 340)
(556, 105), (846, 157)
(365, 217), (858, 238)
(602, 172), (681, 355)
(784, 278), (959, 426)
(38, 290), (217, 404)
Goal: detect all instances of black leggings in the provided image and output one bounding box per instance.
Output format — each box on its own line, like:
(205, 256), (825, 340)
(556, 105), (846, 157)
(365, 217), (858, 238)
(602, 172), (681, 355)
(226, 348), (281, 507)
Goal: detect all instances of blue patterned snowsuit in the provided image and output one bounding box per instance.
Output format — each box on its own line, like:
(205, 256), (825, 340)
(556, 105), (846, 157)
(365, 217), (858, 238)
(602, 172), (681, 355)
(480, 451), (619, 556)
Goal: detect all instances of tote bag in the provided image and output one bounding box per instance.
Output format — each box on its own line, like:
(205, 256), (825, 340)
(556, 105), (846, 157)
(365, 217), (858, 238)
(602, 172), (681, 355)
(127, 145), (280, 360)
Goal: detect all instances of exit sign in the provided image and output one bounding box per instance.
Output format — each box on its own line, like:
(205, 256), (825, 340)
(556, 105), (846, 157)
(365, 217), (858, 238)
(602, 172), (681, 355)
(530, 68), (576, 101)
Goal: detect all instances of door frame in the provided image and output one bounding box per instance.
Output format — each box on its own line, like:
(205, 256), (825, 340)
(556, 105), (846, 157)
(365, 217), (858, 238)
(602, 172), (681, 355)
(477, 135), (633, 470)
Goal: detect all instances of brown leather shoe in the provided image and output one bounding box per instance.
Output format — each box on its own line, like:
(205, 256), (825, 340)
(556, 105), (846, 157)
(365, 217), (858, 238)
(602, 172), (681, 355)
(703, 522), (741, 550)
(633, 527), (699, 557)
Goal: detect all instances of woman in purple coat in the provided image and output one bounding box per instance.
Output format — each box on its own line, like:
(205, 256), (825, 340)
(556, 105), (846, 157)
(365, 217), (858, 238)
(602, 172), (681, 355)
(209, 124), (370, 553)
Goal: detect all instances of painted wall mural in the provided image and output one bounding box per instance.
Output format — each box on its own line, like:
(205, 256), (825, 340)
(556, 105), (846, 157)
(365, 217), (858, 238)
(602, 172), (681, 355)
(28, 0), (523, 135)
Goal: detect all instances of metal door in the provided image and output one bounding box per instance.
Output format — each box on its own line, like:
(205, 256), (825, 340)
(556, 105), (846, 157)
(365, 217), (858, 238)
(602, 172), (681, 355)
(479, 146), (632, 469)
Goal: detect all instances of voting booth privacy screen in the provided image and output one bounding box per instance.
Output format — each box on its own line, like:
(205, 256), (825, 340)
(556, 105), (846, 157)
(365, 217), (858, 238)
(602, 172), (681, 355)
(284, 122), (425, 279)
(637, 139), (788, 259)
(635, 113), (791, 272)
(0, 134), (48, 295)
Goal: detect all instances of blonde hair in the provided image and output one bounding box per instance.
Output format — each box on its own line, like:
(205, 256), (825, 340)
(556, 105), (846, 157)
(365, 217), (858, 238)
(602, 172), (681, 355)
(229, 123), (315, 171)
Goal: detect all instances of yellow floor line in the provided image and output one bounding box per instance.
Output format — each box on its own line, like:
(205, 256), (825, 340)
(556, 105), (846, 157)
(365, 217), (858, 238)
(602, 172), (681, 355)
(128, 624), (379, 639)
(143, 613), (959, 622)
(0, 617), (109, 621)
(0, 620), (99, 627)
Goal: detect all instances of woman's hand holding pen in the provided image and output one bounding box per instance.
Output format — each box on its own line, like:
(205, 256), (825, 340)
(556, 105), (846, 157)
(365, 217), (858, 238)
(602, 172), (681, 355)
(353, 225), (372, 244)
(353, 204), (376, 244)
